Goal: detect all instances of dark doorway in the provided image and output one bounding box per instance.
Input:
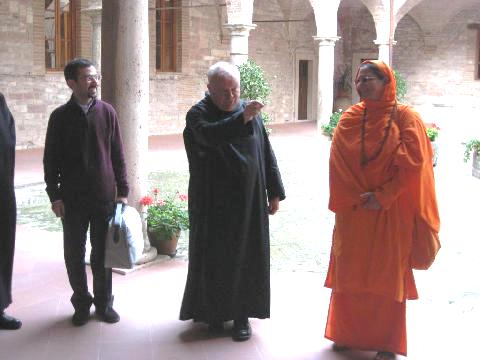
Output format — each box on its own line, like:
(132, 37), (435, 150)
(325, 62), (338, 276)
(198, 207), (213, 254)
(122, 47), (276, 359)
(298, 60), (309, 120)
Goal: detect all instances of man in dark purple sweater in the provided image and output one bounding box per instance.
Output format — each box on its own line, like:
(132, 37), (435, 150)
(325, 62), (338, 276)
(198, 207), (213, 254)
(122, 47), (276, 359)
(43, 58), (129, 326)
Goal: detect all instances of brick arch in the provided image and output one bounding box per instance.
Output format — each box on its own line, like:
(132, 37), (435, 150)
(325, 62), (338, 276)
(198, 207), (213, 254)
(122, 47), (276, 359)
(396, 0), (426, 25)
(405, 0), (480, 34)
(309, 0), (341, 36)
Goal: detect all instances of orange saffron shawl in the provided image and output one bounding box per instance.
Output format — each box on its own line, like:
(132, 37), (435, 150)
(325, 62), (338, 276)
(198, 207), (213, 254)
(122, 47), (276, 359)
(325, 60), (440, 303)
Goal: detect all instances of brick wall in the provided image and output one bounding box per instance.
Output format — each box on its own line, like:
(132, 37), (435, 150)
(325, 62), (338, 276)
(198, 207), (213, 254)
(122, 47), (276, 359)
(395, 6), (480, 110)
(0, 0), (34, 75)
(336, 0), (480, 112)
(2, 0), (480, 148)
(0, 0), (91, 148)
(250, 0), (316, 123)
(148, 0), (230, 135)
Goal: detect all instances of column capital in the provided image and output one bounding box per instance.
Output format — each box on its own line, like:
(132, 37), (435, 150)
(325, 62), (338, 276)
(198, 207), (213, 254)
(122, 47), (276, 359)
(374, 38), (397, 46)
(82, 6), (102, 24)
(223, 23), (257, 35)
(313, 36), (341, 46)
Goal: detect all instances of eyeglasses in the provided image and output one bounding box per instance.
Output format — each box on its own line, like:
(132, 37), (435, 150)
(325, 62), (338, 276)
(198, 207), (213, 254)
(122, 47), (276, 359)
(355, 76), (381, 84)
(80, 74), (102, 82)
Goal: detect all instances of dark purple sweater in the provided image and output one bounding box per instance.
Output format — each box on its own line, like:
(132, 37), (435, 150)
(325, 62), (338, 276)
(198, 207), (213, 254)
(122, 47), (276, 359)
(43, 97), (129, 203)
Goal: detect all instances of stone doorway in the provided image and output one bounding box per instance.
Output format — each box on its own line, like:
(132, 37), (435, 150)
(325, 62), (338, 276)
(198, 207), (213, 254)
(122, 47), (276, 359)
(295, 57), (314, 121)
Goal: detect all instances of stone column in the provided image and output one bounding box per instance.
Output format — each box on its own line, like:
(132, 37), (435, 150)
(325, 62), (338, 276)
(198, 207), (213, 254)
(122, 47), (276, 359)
(83, 5), (102, 98)
(82, 6), (102, 71)
(374, 39), (396, 66)
(223, 24), (256, 66)
(314, 36), (340, 130)
(101, 0), (157, 263)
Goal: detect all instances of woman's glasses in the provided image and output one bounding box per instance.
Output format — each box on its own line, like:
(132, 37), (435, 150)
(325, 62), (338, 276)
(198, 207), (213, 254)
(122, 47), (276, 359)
(355, 76), (381, 85)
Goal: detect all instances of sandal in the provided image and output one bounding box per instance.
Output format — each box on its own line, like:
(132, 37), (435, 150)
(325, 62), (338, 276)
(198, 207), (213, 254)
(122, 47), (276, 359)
(374, 351), (396, 360)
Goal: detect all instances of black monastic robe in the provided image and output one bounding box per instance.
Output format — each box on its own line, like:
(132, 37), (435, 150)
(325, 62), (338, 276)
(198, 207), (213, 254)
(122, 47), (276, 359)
(180, 95), (285, 323)
(0, 93), (16, 311)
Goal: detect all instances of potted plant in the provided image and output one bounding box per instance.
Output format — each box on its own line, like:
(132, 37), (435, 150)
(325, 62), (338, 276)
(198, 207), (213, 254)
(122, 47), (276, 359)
(463, 139), (480, 179)
(140, 189), (189, 257)
(238, 58), (272, 133)
(321, 109), (343, 139)
(425, 123), (440, 166)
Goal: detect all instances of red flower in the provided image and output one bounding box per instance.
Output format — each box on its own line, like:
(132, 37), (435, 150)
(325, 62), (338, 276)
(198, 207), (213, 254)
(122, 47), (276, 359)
(426, 123), (440, 130)
(179, 194), (188, 201)
(140, 196), (153, 206)
(153, 188), (159, 195)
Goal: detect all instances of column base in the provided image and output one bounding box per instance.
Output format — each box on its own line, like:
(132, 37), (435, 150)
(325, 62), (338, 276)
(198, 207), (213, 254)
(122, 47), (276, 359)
(135, 247), (158, 265)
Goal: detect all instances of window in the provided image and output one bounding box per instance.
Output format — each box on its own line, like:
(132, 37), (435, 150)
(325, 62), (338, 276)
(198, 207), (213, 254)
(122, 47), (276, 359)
(475, 28), (480, 80)
(45, 0), (75, 70)
(156, 0), (181, 72)
(468, 24), (480, 80)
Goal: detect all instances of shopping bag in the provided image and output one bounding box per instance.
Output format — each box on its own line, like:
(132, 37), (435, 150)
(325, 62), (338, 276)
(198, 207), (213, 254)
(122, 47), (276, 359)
(105, 203), (144, 269)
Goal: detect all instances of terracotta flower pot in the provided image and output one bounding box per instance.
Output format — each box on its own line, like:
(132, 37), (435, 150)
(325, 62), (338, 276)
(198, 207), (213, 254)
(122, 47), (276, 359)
(147, 228), (180, 257)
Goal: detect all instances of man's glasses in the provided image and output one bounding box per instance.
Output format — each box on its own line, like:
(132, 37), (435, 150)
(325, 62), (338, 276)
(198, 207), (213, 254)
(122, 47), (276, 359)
(80, 74), (102, 82)
(355, 76), (381, 84)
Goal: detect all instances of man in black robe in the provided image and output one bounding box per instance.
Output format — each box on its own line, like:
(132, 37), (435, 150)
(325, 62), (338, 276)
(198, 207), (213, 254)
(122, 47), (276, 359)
(0, 92), (22, 330)
(180, 62), (285, 341)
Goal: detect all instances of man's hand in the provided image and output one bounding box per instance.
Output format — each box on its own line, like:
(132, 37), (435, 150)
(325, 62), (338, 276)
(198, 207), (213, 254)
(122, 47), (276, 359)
(360, 192), (381, 210)
(117, 197), (128, 204)
(51, 200), (65, 218)
(243, 100), (264, 123)
(268, 197), (280, 215)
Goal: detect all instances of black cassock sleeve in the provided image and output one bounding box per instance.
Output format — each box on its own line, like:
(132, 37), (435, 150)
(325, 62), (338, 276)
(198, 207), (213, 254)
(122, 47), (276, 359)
(186, 105), (253, 148)
(259, 118), (285, 201)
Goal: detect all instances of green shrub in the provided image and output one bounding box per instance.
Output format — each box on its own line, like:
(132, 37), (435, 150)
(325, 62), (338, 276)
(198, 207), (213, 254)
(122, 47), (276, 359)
(394, 70), (407, 102)
(321, 110), (343, 138)
(238, 59), (272, 130)
(463, 139), (480, 163)
(425, 124), (440, 142)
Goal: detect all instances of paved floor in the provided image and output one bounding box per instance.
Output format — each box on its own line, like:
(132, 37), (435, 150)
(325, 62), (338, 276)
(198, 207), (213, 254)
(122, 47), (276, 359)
(3, 119), (480, 359)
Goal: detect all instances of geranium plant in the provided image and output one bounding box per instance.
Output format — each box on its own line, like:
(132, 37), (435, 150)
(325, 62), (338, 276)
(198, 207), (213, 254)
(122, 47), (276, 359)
(463, 139), (480, 163)
(140, 189), (189, 239)
(426, 123), (440, 142)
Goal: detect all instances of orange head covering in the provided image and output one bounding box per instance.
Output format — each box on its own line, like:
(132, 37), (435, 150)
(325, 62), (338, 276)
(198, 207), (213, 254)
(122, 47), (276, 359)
(356, 60), (397, 108)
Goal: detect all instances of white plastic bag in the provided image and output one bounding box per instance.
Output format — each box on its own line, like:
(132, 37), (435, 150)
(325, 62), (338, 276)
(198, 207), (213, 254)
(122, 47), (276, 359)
(105, 203), (144, 269)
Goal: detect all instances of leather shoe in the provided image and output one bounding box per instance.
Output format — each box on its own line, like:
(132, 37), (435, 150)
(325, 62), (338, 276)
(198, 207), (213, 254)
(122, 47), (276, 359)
(95, 306), (120, 323)
(72, 308), (90, 326)
(232, 319), (251, 341)
(0, 313), (22, 330)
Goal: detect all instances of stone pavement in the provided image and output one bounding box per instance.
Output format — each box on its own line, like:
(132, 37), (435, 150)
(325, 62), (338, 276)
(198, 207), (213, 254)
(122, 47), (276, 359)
(8, 119), (480, 359)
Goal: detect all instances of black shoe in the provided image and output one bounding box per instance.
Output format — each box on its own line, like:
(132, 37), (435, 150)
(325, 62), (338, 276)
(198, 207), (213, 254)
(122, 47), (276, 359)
(232, 319), (251, 341)
(0, 313), (22, 330)
(72, 308), (90, 326)
(208, 321), (224, 334)
(95, 306), (120, 324)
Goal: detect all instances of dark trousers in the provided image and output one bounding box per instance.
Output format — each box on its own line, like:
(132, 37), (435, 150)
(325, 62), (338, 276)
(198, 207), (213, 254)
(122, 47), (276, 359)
(0, 189), (16, 312)
(62, 198), (114, 311)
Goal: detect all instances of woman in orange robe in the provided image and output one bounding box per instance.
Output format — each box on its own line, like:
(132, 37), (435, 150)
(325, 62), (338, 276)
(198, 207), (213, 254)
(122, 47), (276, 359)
(324, 60), (440, 360)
